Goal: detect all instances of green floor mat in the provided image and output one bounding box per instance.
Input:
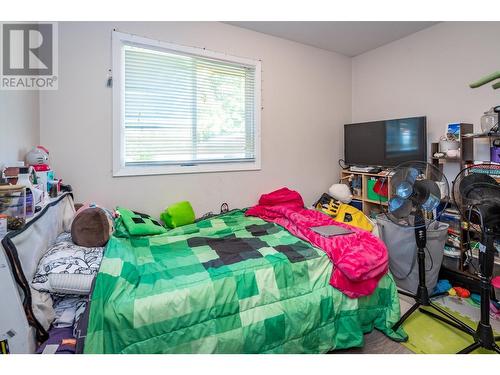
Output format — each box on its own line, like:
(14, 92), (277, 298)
(401, 304), (499, 354)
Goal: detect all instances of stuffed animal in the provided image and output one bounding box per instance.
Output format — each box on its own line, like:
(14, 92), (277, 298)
(117, 207), (167, 236)
(25, 146), (50, 172)
(71, 203), (115, 247)
(328, 183), (353, 203)
(160, 201), (195, 228)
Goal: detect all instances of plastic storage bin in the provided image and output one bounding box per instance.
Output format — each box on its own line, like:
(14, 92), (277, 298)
(0, 185), (26, 223)
(377, 214), (449, 294)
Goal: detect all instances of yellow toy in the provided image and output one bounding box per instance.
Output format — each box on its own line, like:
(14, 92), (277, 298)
(333, 204), (373, 232)
(314, 193), (373, 232)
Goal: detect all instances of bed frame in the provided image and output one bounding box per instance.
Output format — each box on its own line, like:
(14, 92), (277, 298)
(0, 193), (75, 353)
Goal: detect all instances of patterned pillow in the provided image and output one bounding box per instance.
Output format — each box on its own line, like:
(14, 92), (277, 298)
(32, 233), (104, 295)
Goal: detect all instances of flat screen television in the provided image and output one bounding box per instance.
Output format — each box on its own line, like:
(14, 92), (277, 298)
(344, 116), (427, 167)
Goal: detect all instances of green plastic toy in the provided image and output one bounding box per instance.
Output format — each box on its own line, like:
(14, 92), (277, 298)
(160, 201), (195, 228)
(469, 71), (500, 90)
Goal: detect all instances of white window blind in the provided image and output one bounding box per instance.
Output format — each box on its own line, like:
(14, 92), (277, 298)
(119, 39), (258, 171)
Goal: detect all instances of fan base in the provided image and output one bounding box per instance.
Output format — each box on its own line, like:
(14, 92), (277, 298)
(393, 251), (500, 354)
(419, 307), (500, 353)
(395, 292), (500, 353)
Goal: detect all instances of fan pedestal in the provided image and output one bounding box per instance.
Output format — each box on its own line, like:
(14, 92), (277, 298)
(392, 224), (468, 334)
(440, 231), (500, 354)
(393, 220), (462, 331)
(414, 231), (500, 354)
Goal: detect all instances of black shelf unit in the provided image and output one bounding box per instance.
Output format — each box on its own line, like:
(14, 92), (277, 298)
(432, 125), (500, 289)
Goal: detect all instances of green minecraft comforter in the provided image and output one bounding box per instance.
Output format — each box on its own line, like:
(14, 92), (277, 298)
(84, 210), (406, 353)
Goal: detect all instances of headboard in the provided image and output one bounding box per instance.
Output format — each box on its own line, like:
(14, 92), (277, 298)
(0, 193), (75, 353)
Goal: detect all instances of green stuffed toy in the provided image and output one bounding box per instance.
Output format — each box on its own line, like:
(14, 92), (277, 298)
(117, 207), (167, 236)
(160, 201), (195, 228)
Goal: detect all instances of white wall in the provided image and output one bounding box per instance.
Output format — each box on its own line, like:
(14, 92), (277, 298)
(0, 91), (39, 166)
(352, 22), (500, 182)
(14, 22), (500, 216)
(40, 22), (352, 217)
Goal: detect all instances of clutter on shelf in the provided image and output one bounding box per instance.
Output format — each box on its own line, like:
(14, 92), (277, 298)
(434, 127), (461, 159)
(481, 106), (499, 135)
(0, 185), (27, 231)
(367, 177), (388, 202)
(461, 106), (499, 138)
(0, 145), (70, 235)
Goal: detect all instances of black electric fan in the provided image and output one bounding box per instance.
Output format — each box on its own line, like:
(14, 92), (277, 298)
(440, 163), (500, 354)
(380, 161), (464, 332)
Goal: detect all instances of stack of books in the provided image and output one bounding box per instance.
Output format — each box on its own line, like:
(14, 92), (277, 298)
(439, 208), (461, 258)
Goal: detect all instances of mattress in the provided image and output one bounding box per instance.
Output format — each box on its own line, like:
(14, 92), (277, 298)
(83, 210), (406, 353)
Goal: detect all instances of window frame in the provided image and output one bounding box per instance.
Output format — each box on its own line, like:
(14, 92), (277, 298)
(112, 31), (262, 177)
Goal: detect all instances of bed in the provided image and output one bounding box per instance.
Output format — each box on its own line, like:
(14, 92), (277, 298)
(82, 209), (406, 354)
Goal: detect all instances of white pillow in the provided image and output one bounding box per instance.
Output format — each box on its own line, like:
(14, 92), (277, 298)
(48, 273), (95, 295)
(32, 234), (104, 295)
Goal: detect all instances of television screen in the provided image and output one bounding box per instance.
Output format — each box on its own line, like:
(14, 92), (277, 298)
(344, 116), (427, 167)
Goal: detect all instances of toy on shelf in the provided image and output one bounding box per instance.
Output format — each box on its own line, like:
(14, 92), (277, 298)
(26, 146), (50, 172)
(25, 145), (63, 197)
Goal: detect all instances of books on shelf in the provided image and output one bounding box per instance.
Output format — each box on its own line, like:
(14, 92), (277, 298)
(444, 245), (461, 258)
(440, 208), (462, 252)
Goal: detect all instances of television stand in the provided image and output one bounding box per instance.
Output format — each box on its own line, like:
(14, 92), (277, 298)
(340, 169), (392, 219)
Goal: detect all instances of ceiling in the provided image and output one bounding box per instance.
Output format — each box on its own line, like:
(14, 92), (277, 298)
(225, 22), (439, 57)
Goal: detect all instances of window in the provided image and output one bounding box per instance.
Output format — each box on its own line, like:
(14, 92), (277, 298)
(112, 31), (261, 176)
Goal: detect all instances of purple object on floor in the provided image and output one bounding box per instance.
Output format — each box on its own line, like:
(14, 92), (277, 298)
(36, 327), (76, 354)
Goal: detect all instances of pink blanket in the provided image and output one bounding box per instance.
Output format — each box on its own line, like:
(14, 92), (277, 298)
(246, 188), (389, 298)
